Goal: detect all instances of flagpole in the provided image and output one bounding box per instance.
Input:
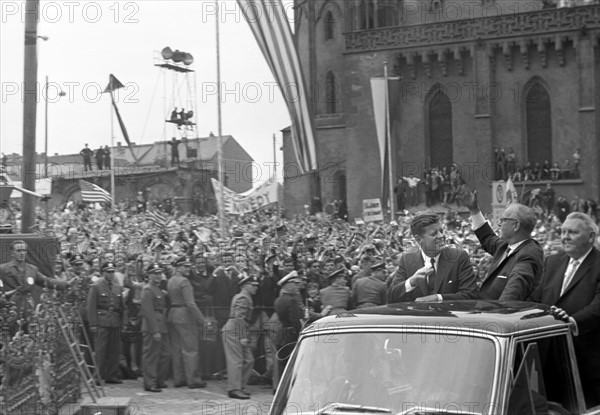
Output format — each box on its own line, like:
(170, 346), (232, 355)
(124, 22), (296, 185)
(216, 1), (226, 237)
(384, 61), (395, 221)
(273, 133), (277, 183)
(110, 92), (116, 210)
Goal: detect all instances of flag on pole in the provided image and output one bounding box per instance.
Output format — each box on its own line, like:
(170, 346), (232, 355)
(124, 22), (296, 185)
(103, 74), (139, 163)
(236, 0), (317, 174)
(103, 74), (125, 93)
(371, 76), (400, 209)
(146, 210), (168, 229)
(79, 180), (112, 204)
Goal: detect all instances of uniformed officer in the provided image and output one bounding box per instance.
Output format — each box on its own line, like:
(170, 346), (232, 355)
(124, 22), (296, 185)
(352, 262), (387, 308)
(222, 273), (259, 399)
(274, 271), (332, 382)
(320, 268), (352, 315)
(87, 262), (124, 384)
(167, 256), (207, 389)
(0, 240), (72, 328)
(273, 271), (307, 378)
(140, 263), (170, 392)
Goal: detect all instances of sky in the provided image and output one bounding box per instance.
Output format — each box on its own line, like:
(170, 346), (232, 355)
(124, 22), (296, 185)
(1, 0), (295, 183)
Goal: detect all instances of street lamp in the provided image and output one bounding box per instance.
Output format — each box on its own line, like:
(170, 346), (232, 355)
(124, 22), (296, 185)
(44, 75), (66, 178)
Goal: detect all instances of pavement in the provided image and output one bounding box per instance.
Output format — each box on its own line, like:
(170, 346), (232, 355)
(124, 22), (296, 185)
(60, 378), (276, 415)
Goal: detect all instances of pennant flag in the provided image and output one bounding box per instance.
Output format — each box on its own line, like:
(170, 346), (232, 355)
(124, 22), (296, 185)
(371, 76), (400, 209)
(103, 74), (125, 93)
(79, 180), (112, 204)
(146, 210), (168, 229)
(103, 74), (139, 163)
(236, 0), (317, 174)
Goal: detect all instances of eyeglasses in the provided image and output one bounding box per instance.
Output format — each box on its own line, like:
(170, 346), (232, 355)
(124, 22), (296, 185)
(499, 217), (519, 224)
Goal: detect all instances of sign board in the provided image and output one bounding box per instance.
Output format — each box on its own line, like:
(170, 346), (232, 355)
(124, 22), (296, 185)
(492, 181), (508, 206)
(362, 198), (384, 222)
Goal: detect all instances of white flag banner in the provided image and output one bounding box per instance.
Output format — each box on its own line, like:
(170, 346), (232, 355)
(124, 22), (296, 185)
(370, 76), (400, 207)
(211, 179), (278, 215)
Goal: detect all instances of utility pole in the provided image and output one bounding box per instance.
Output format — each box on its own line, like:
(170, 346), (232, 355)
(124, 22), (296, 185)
(21, 0), (40, 233)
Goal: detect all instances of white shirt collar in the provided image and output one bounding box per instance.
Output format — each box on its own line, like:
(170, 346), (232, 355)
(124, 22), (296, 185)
(420, 249), (441, 268)
(507, 239), (527, 253)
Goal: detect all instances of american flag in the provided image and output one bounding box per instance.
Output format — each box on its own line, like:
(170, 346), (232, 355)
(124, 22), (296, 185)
(237, 0), (317, 173)
(79, 180), (112, 204)
(146, 210), (168, 229)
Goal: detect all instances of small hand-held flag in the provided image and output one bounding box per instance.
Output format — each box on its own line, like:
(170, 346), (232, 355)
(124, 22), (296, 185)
(79, 180), (112, 204)
(146, 210), (168, 229)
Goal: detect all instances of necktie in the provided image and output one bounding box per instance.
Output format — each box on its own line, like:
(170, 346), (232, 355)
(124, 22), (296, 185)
(560, 260), (579, 296)
(503, 247), (512, 262)
(428, 257), (436, 292)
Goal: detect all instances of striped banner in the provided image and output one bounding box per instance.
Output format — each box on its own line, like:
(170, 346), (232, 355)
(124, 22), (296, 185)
(146, 210), (168, 229)
(79, 180), (112, 204)
(237, 0), (317, 173)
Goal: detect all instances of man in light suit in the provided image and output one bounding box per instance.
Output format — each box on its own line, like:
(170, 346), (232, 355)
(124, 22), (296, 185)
(458, 186), (543, 301)
(387, 212), (478, 303)
(167, 256), (207, 389)
(530, 212), (600, 408)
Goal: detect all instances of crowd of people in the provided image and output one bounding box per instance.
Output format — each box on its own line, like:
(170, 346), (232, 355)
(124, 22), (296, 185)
(494, 147), (582, 182)
(1, 183), (599, 405)
(396, 164), (466, 209)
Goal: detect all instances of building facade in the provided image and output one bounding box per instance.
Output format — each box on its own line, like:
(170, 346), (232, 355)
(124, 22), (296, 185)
(283, 0), (600, 218)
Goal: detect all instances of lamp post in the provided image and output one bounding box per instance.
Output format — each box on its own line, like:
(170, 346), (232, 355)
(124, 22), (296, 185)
(44, 75), (66, 178)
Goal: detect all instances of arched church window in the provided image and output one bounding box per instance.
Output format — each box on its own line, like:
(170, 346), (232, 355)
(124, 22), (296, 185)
(427, 88), (453, 170)
(324, 10), (335, 40)
(325, 71), (338, 114)
(525, 82), (552, 166)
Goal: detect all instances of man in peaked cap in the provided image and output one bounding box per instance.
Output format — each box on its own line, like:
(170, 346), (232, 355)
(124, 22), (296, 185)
(222, 273), (260, 399)
(352, 262), (387, 309)
(273, 270), (304, 381)
(87, 261), (124, 384)
(320, 268), (352, 315)
(140, 263), (170, 392)
(167, 255), (207, 389)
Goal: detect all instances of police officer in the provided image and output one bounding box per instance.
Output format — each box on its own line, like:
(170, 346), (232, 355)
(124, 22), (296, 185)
(274, 271), (332, 381)
(140, 263), (170, 392)
(352, 262), (387, 309)
(167, 256), (207, 389)
(222, 273), (259, 399)
(320, 268), (352, 315)
(87, 262), (124, 384)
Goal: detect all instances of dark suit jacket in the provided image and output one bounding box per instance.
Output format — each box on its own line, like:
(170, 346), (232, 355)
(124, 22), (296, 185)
(530, 249), (600, 380)
(475, 223), (543, 301)
(387, 246), (478, 303)
(207, 268), (240, 322)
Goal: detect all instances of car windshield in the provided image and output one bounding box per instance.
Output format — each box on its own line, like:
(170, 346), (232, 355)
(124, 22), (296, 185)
(272, 331), (496, 415)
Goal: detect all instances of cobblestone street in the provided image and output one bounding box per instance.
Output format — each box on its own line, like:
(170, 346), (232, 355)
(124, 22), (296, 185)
(76, 379), (275, 415)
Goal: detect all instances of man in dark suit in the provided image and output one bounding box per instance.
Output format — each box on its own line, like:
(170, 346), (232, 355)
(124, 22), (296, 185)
(458, 186), (543, 301)
(530, 212), (600, 408)
(387, 212), (478, 303)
